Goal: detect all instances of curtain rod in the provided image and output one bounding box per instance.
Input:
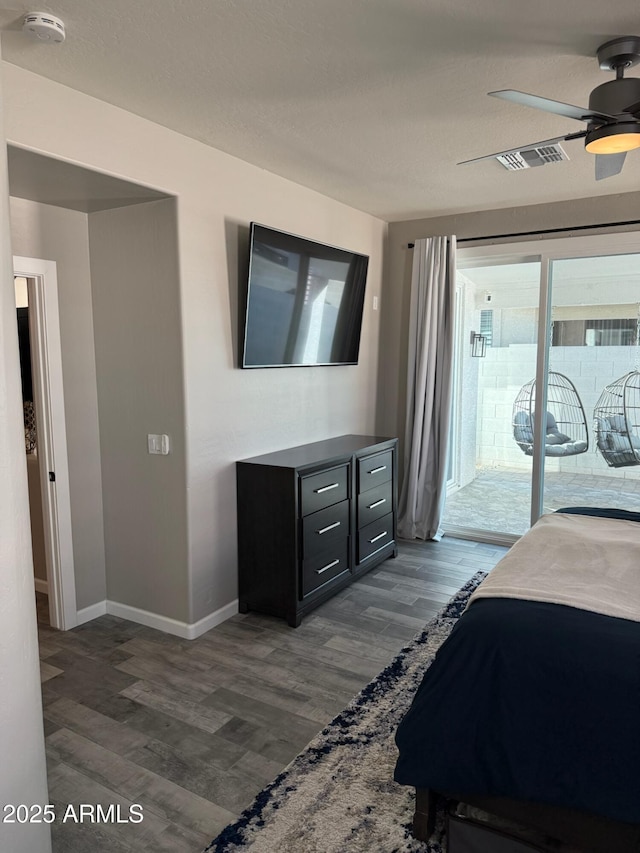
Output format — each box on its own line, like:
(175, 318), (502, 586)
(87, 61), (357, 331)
(406, 217), (640, 248)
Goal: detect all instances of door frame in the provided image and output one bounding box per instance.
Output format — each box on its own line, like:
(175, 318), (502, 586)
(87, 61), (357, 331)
(454, 229), (640, 538)
(446, 279), (464, 490)
(14, 256), (77, 630)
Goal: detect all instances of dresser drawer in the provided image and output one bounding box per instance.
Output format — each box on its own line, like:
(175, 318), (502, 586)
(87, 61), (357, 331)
(302, 539), (350, 596)
(358, 450), (392, 493)
(300, 464), (349, 516)
(303, 500), (349, 558)
(357, 481), (392, 529)
(358, 513), (394, 562)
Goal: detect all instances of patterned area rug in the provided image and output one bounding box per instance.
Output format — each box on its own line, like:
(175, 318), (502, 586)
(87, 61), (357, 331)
(205, 572), (486, 853)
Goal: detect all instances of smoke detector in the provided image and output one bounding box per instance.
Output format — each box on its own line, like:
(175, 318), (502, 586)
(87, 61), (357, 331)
(23, 12), (66, 43)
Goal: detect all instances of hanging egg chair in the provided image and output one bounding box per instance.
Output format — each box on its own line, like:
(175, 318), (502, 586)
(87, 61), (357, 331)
(593, 370), (640, 468)
(512, 372), (589, 457)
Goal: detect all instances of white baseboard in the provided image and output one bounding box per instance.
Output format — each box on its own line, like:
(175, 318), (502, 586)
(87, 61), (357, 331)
(76, 599), (108, 625)
(83, 598), (240, 640)
(185, 600), (239, 639)
(34, 577), (49, 595)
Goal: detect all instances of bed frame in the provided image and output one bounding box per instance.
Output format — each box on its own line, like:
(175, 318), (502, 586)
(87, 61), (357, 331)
(413, 788), (640, 852)
(397, 509), (640, 852)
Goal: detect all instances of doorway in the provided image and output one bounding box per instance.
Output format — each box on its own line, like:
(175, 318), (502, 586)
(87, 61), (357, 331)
(15, 276), (48, 610)
(13, 257), (77, 630)
(443, 232), (640, 542)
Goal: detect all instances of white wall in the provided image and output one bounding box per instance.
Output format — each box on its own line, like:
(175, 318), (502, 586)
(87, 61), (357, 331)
(10, 197), (107, 610)
(475, 343), (640, 478)
(0, 50), (51, 853)
(2, 62), (386, 630)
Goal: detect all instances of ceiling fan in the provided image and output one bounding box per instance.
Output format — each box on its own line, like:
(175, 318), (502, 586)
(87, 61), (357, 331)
(460, 36), (640, 180)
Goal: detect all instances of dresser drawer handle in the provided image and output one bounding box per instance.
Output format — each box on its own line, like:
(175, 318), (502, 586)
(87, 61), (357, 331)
(367, 465), (387, 475)
(369, 531), (387, 544)
(367, 498), (386, 510)
(314, 483), (339, 494)
(316, 558), (340, 575)
(317, 521), (341, 535)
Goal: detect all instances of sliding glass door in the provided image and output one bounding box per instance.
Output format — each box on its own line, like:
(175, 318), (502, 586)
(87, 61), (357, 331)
(444, 258), (541, 538)
(542, 253), (640, 515)
(443, 233), (640, 542)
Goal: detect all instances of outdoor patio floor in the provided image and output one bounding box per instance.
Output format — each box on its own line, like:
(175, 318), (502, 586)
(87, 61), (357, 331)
(443, 466), (640, 536)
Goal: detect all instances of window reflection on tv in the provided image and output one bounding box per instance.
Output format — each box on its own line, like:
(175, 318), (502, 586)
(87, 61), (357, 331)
(241, 224), (369, 368)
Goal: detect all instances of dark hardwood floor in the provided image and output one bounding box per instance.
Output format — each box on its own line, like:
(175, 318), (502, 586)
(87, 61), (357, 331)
(36, 536), (507, 852)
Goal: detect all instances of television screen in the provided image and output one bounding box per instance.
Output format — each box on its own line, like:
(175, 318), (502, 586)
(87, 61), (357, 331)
(241, 223), (369, 368)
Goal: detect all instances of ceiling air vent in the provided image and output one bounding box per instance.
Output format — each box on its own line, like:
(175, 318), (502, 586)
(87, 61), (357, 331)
(497, 143), (569, 171)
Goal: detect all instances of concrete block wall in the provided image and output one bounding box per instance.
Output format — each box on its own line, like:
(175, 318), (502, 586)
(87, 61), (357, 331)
(473, 344), (640, 480)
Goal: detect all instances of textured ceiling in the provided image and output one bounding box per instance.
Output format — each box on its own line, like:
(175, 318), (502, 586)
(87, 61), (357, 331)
(2, 0), (640, 221)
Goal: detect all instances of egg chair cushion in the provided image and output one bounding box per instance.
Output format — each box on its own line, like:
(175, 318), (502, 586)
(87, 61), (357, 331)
(544, 439), (588, 456)
(513, 411), (534, 446)
(595, 417), (611, 451)
(594, 415), (640, 466)
(608, 414), (627, 433)
(545, 431), (573, 445)
(544, 411), (572, 444)
(514, 410), (586, 456)
(608, 432), (640, 452)
(609, 433), (632, 453)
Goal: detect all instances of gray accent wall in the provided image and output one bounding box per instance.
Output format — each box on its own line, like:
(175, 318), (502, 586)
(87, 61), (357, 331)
(88, 199), (189, 622)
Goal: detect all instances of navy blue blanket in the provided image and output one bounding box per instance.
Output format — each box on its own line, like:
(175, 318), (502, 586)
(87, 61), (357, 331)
(394, 508), (640, 824)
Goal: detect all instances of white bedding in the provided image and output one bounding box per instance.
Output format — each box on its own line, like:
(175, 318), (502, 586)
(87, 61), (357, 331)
(468, 511), (640, 623)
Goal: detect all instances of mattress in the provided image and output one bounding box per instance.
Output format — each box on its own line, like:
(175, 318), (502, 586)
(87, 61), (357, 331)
(393, 507), (640, 824)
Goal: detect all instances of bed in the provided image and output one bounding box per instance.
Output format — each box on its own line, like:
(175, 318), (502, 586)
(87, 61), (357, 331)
(394, 507), (640, 852)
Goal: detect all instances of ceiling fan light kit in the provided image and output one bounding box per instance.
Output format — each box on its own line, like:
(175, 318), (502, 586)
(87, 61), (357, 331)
(585, 124), (640, 154)
(462, 35), (640, 180)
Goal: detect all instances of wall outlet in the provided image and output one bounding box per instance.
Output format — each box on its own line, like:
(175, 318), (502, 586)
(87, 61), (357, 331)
(148, 434), (170, 455)
(373, 296), (379, 310)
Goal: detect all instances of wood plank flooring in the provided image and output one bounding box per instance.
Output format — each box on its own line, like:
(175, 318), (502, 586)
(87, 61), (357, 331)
(36, 537), (507, 852)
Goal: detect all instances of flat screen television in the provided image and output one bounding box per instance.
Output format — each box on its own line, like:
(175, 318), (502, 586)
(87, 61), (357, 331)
(241, 223), (369, 368)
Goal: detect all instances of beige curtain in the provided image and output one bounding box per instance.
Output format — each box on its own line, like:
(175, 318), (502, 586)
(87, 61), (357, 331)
(397, 235), (456, 541)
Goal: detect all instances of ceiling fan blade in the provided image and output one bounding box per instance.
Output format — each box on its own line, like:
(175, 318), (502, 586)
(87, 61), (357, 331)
(458, 131), (586, 166)
(595, 151), (626, 180)
(489, 90), (615, 124)
(622, 99), (640, 117)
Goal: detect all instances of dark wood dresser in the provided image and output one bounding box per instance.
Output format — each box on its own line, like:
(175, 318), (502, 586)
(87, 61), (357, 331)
(236, 434), (398, 626)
